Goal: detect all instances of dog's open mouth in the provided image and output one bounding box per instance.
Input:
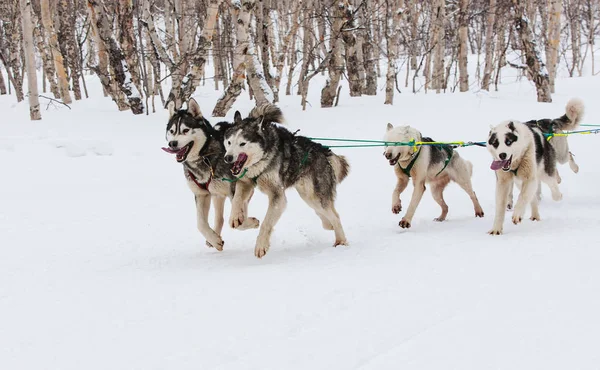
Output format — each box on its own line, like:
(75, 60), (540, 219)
(490, 156), (513, 172)
(161, 141), (194, 162)
(231, 153), (248, 176)
(388, 153), (401, 166)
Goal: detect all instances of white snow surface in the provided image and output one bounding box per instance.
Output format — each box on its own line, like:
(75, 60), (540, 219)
(2, 68), (600, 369)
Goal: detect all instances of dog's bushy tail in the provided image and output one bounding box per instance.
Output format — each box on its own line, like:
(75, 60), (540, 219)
(329, 154), (350, 183)
(249, 103), (285, 124)
(556, 98), (585, 131)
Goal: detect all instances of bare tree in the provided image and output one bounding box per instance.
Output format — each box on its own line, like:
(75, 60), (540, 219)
(321, 0), (346, 107)
(384, 0), (403, 105)
(20, 0), (40, 120)
(547, 0), (562, 92)
(481, 0), (497, 90)
(40, 0), (71, 104)
(457, 0), (469, 92)
(511, 0), (552, 102)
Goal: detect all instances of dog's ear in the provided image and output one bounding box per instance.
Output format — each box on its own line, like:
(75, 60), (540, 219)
(508, 121), (516, 132)
(167, 101), (176, 118)
(234, 111), (242, 124)
(187, 99), (203, 119)
(386, 123), (393, 131)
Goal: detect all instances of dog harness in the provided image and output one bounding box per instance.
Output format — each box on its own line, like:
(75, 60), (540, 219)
(187, 170), (212, 192)
(398, 148), (421, 177)
(436, 146), (454, 177)
(398, 146), (453, 178)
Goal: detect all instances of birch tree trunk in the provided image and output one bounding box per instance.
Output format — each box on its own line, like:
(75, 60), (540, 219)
(59, 0), (82, 100)
(363, 0), (377, 95)
(40, 0), (71, 104)
(32, 13), (60, 99)
(341, 0), (363, 97)
(117, 0), (144, 100)
(88, 0), (144, 114)
(169, 0), (221, 108)
(20, 0), (41, 120)
(0, 71), (6, 95)
(384, 0), (403, 105)
(272, 0), (300, 102)
(512, 0), (552, 102)
(481, 0), (497, 90)
(212, 0), (253, 116)
(320, 1), (345, 108)
(431, 0), (446, 92)
(458, 0), (469, 92)
(546, 0), (561, 93)
(7, 0), (25, 102)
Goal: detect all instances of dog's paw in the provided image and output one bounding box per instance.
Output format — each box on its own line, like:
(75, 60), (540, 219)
(254, 242), (270, 259)
(475, 209), (484, 218)
(392, 202), (402, 214)
(569, 162), (579, 174)
(512, 215), (523, 225)
(530, 215), (541, 221)
(488, 228), (503, 235)
(506, 203), (513, 211)
(245, 217), (260, 229)
(399, 218), (411, 229)
(552, 192), (563, 202)
(433, 217), (445, 222)
(229, 209), (245, 229)
(206, 236), (224, 251)
(334, 239), (348, 247)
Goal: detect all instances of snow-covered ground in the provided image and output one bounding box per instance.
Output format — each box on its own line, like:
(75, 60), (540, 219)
(2, 65), (600, 369)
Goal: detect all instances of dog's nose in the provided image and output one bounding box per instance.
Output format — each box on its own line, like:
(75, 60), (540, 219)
(224, 155), (234, 163)
(499, 153), (507, 160)
(169, 140), (178, 149)
(384, 152), (391, 159)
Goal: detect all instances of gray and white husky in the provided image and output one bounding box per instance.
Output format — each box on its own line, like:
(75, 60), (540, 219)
(223, 104), (350, 258)
(486, 98), (584, 235)
(383, 124), (484, 228)
(163, 99), (259, 250)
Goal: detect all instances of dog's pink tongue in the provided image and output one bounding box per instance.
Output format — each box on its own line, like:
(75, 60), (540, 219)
(490, 160), (508, 170)
(162, 147), (178, 154)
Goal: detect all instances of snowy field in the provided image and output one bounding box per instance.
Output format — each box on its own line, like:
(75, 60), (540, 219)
(1, 66), (600, 369)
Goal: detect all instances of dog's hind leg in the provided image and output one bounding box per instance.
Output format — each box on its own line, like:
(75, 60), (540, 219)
(195, 194), (224, 251)
(430, 178), (450, 222)
(255, 189), (287, 258)
(295, 182), (347, 245)
(450, 170), (484, 218)
(541, 172), (562, 201)
(568, 152), (579, 173)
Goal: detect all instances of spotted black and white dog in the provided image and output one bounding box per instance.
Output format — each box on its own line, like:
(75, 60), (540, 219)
(486, 98), (584, 235)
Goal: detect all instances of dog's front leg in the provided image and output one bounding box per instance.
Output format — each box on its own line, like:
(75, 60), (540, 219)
(489, 173), (512, 235)
(255, 190), (287, 258)
(399, 178), (426, 228)
(511, 177), (537, 225)
(392, 174), (409, 214)
(195, 194), (224, 250)
(229, 180), (254, 229)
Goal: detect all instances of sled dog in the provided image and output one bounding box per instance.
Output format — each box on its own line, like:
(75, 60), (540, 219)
(383, 124), (484, 228)
(506, 98), (585, 209)
(163, 99), (259, 250)
(223, 104), (350, 258)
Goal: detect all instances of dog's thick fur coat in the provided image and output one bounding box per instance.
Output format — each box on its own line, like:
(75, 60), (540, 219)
(164, 99), (259, 250)
(224, 104), (350, 258)
(486, 98), (585, 235)
(383, 124), (484, 228)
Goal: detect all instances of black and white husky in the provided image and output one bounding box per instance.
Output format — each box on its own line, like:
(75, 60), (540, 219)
(486, 98), (584, 235)
(383, 124), (484, 228)
(223, 104), (350, 258)
(163, 99), (259, 250)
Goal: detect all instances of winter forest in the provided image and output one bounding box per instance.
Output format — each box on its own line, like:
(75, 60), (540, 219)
(1, 0), (599, 121)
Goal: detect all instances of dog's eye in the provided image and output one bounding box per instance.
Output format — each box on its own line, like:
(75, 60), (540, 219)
(169, 130), (175, 135)
(240, 142), (246, 147)
(227, 141), (231, 145)
(182, 129), (190, 134)
(505, 140), (512, 145)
